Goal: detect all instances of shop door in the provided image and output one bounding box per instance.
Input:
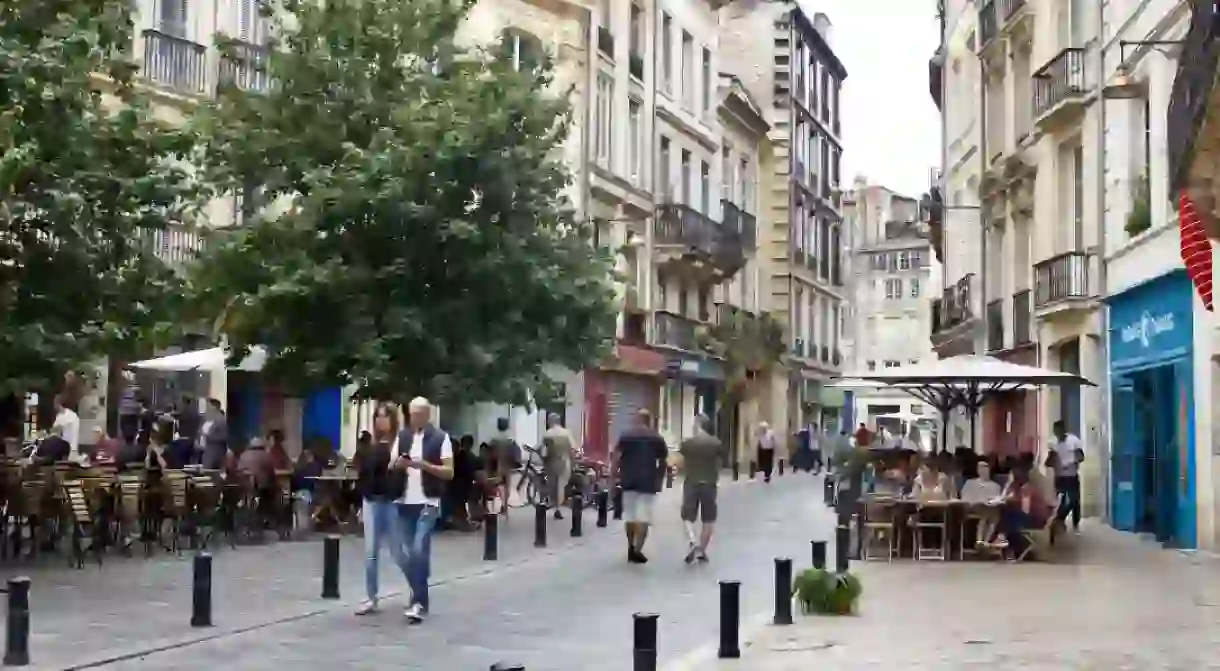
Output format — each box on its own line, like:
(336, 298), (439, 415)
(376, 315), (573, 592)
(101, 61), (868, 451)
(607, 375), (653, 456)
(1109, 378), (1138, 532)
(1171, 361), (1196, 548)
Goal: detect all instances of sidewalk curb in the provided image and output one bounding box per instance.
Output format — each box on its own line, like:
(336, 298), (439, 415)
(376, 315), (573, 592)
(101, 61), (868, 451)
(659, 612), (771, 671)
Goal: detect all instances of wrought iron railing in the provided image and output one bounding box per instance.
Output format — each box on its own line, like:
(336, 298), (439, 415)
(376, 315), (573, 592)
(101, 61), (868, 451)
(654, 203), (746, 276)
(1034, 251), (1090, 307)
(933, 273), (976, 333)
(720, 200), (757, 250)
(141, 29), (207, 94)
(653, 310), (699, 351)
(1032, 48), (1086, 119)
(218, 40), (271, 93)
(1012, 289), (1032, 345)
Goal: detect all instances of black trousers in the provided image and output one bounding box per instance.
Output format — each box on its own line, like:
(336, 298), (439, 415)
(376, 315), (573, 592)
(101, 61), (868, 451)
(1054, 475), (1082, 528)
(758, 448), (775, 481)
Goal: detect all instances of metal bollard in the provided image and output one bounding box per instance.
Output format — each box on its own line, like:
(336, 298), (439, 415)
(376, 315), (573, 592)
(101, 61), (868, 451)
(835, 524), (851, 573)
(3, 577), (31, 666)
(489, 664), (525, 671)
(823, 475), (836, 506)
(596, 489), (609, 528)
(748, 461), (756, 480)
(811, 540), (827, 570)
(534, 504), (548, 548)
(612, 485), (624, 521)
(570, 495), (583, 537)
(731, 461), (740, 481)
(321, 535), (340, 599)
(190, 553), (213, 628)
(778, 458), (785, 475)
(483, 511), (499, 561)
(631, 612), (659, 671)
(773, 557), (794, 625)
(717, 580), (741, 659)
(665, 467), (674, 489)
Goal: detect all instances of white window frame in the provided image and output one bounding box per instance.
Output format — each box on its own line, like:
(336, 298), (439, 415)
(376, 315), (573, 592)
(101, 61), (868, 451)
(595, 74), (614, 168)
(628, 98), (643, 185)
(884, 278), (902, 300)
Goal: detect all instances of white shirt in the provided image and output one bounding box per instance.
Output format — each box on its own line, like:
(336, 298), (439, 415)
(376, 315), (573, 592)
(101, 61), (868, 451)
(393, 430), (453, 506)
(758, 429), (776, 451)
(54, 409), (80, 455)
(1052, 433), (1083, 477)
(960, 478), (1002, 503)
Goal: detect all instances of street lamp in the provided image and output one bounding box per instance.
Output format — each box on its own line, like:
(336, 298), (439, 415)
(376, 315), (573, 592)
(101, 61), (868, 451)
(1102, 40), (1184, 100)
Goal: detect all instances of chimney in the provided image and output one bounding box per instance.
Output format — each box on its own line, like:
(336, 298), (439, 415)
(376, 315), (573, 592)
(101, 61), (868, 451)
(812, 12), (833, 48)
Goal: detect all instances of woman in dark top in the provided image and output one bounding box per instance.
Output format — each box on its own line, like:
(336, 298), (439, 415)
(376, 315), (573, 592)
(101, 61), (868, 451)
(443, 435), (478, 530)
(354, 402), (411, 615)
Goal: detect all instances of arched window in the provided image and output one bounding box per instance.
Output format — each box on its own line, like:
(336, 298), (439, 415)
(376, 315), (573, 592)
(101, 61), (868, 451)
(499, 28), (544, 73)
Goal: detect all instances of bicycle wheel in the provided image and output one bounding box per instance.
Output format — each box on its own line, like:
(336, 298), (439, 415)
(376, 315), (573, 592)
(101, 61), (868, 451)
(524, 471), (546, 508)
(506, 469), (531, 509)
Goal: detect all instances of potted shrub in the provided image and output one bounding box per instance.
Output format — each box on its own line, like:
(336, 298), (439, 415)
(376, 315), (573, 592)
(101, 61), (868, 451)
(1125, 174), (1152, 237)
(793, 567), (863, 615)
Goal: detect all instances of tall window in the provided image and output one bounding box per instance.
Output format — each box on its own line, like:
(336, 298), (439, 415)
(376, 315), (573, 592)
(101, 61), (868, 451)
(628, 99), (643, 185)
(661, 13), (673, 93)
(897, 250), (910, 270)
(159, 0), (188, 35)
(701, 47), (712, 115)
(680, 149), (692, 204)
(236, 0), (266, 42)
(910, 278), (921, 297)
(595, 74), (613, 167)
(740, 157), (751, 212)
(1072, 144), (1084, 249)
(700, 161), (711, 214)
(681, 31), (694, 110)
(884, 279), (902, 299)
(629, 2), (643, 57)
(721, 146), (733, 203)
(501, 29), (542, 73)
(793, 287), (804, 350)
(658, 136), (671, 199)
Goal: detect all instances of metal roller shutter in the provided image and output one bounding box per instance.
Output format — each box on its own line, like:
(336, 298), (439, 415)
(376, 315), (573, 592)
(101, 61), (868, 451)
(607, 373), (651, 449)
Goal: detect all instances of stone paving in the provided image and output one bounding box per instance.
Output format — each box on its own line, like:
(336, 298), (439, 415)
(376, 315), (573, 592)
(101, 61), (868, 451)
(13, 470), (769, 670)
(682, 522), (1220, 671)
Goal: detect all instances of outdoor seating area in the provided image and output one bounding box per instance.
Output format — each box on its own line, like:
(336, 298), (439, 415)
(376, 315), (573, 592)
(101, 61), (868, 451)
(0, 459), (360, 570)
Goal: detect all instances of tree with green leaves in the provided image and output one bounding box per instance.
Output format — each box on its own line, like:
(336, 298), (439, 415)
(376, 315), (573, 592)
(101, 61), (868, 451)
(190, 0), (618, 403)
(0, 1), (206, 412)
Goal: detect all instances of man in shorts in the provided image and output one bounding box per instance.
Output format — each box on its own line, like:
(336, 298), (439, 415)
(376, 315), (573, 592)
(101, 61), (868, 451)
(677, 415), (722, 563)
(612, 409), (668, 564)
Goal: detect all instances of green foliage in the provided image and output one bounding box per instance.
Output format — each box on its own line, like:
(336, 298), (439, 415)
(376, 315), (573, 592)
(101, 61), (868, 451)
(189, 0), (617, 403)
(1125, 173), (1152, 237)
(705, 308), (785, 401)
(793, 567), (863, 616)
(0, 0), (207, 398)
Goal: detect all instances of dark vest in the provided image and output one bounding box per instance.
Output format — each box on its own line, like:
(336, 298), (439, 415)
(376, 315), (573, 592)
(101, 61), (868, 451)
(398, 425), (448, 500)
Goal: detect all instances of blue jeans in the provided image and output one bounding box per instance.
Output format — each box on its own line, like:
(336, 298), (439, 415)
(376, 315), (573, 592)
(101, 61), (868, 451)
(362, 499), (410, 603)
(398, 503), (438, 611)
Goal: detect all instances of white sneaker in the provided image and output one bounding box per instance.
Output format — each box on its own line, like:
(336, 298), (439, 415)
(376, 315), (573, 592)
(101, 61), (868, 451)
(355, 600), (378, 616)
(404, 602), (426, 623)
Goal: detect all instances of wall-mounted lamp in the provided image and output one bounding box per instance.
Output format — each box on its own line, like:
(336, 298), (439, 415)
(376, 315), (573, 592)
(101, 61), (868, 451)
(1103, 40), (1185, 100)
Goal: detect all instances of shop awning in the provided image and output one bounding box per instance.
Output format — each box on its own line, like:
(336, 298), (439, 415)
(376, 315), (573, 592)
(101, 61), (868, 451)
(129, 346), (267, 372)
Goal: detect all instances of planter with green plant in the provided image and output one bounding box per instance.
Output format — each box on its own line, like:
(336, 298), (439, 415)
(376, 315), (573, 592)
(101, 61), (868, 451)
(793, 567), (863, 615)
(1125, 173), (1152, 237)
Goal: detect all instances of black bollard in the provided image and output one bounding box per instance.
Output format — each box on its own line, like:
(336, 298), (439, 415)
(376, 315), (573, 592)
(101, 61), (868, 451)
(823, 475), (836, 506)
(748, 461), (756, 480)
(811, 540), (827, 569)
(612, 485), (624, 521)
(596, 489), (609, 528)
(835, 524), (850, 573)
(731, 460), (740, 481)
(190, 552), (213, 628)
(665, 467), (674, 489)
(4, 577), (30, 666)
(483, 511), (499, 561)
(773, 557), (794, 625)
(631, 612), (659, 671)
(321, 535), (340, 599)
(489, 664), (525, 671)
(778, 458), (785, 475)
(570, 495), (583, 537)
(717, 580), (741, 659)
(534, 504), (547, 548)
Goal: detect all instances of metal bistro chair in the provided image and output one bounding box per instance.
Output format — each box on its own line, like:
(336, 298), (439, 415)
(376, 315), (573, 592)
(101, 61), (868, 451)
(860, 499), (897, 562)
(913, 501), (949, 561)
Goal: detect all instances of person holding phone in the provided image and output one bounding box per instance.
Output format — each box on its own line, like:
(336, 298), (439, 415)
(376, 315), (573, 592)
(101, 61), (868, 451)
(354, 402), (411, 616)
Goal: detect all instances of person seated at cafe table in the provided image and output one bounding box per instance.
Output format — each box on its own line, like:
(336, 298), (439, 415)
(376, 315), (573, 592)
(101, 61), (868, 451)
(910, 459), (954, 501)
(961, 459), (1003, 544)
(985, 462), (1050, 558)
(1003, 451), (1056, 503)
(31, 425), (72, 465)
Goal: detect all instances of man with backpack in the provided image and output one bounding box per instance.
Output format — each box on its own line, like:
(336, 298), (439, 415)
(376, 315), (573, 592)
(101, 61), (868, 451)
(486, 418), (520, 516)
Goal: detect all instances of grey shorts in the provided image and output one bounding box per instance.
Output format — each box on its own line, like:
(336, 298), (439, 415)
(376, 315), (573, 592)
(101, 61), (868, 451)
(681, 481), (719, 523)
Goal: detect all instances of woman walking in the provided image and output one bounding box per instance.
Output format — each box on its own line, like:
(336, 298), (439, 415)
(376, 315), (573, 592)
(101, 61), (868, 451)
(354, 402), (411, 615)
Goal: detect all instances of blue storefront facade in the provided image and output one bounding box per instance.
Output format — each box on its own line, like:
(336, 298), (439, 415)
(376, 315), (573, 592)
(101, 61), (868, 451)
(1106, 270), (1198, 548)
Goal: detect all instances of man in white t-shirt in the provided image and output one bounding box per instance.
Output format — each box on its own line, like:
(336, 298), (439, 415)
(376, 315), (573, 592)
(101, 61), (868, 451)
(52, 394), (80, 458)
(394, 397), (453, 623)
(1049, 420), (1084, 532)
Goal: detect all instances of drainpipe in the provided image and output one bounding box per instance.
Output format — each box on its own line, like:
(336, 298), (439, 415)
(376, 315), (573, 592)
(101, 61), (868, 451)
(1094, 0), (1111, 523)
(580, 8), (594, 234)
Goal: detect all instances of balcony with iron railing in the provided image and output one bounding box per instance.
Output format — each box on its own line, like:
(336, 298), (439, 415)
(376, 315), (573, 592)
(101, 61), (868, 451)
(218, 39), (272, 93)
(147, 223), (206, 270)
(986, 298), (1004, 351)
(653, 310), (700, 351)
(141, 29), (207, 95)
(932, 273), (977, 334)
(978, 0), (1027, 48)
(720, 200), (757, 251)
(654, 203), (746, 282)
(1032, 48), (1087, 123)
(1034, 251), (1092, 309)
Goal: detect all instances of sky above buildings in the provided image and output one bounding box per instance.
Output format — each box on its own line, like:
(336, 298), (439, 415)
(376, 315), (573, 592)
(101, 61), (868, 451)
(798, 0), (942, 198)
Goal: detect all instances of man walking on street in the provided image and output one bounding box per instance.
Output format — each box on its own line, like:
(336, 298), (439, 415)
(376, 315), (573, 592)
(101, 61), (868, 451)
(612, 409), (668, 564)
(677, 415), (721, 563)
(542, 413), (575, 520)
(756, 421), (776, 482)
(808, 422), (822, 475)
(1049, 420), (1084, 533)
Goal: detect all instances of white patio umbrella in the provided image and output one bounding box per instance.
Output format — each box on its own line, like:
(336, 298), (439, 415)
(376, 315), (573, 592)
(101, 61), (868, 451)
(129, 346), (267, 372)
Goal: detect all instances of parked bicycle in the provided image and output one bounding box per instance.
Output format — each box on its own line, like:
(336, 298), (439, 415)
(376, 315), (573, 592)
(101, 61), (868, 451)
(507, 444), (548, 509)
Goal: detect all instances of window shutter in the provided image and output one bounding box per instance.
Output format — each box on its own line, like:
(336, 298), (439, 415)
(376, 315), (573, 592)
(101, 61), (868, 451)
(159, 0), (187, 36)
(238, 0), (253, 40)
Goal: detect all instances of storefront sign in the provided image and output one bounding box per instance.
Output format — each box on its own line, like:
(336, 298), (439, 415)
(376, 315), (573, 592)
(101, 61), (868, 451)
(1119, 311), (1175, 348)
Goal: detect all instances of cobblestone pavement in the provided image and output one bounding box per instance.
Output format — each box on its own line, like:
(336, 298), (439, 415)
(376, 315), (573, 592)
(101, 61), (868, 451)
(69, 472), (827, 670)
(682, 522), (1220, 671)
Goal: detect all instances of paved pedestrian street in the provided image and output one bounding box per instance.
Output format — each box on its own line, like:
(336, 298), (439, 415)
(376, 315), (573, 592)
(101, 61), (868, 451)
(20, 473), (1220, 670)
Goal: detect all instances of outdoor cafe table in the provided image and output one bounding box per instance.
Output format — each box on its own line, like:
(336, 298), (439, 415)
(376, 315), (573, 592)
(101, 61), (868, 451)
(858, 496), (1005, 560)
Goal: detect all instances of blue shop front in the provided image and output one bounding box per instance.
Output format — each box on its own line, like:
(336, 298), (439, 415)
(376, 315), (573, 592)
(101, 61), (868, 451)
(1106, 270), (1198, 548)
